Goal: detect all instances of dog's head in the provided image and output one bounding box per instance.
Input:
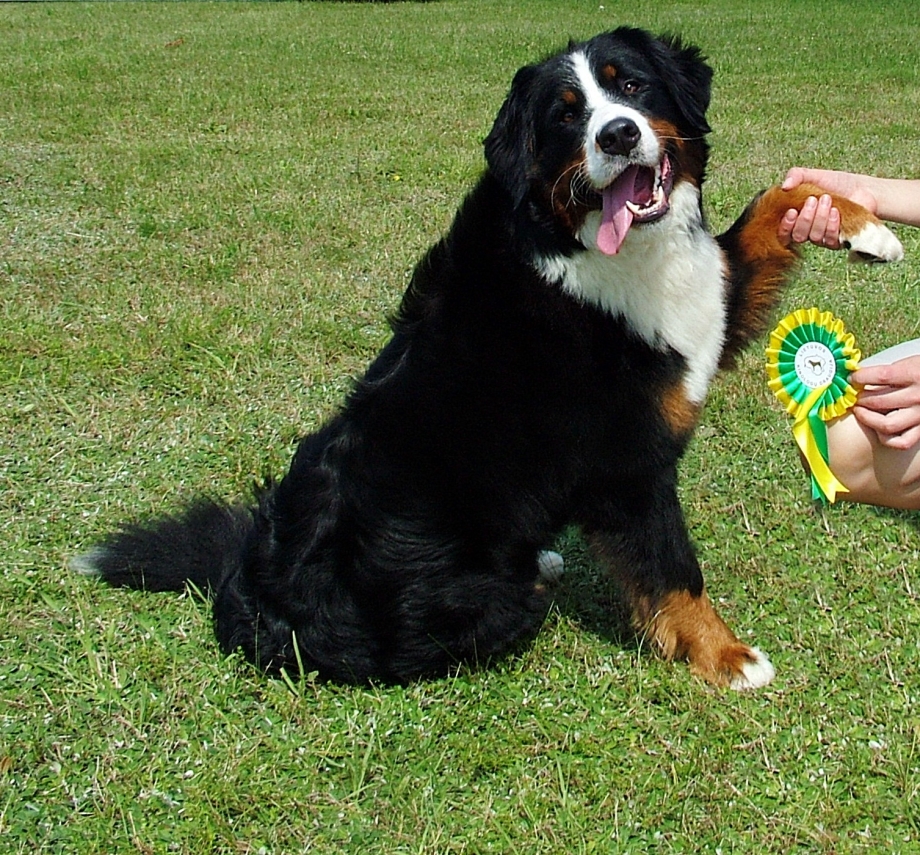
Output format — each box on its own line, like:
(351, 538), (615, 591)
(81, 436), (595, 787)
(484, 27), (712, 256)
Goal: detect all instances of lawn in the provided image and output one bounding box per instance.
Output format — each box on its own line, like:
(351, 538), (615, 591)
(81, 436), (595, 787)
(1, 1), (919, 852)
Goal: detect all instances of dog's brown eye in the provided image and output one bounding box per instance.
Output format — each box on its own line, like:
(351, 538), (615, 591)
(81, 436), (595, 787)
(621, 80), (642, 96)
(555, 103), (578, 125)
(557, 90), (579, 124)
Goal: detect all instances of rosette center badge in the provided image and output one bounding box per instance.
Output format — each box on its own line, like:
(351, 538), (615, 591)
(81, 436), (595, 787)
(794, 342), (837, 390)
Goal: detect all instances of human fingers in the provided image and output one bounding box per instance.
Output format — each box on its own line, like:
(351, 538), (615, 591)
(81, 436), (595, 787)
(789, 196), (841, 247)
(876, 420), (920, 451)
(856, 385), (920, 414)
(777, 196), (842, 248)
(782, 166), (841, 193)
(788, 196), (818, 243)
(853, 357), (920, 415)
(806, 195), (841, 249)
(853, 404), (920, 447)
(778, 209), (798, 246)
(887, 423), (920, 450)
(824, 207), (841, 248)
(781, 167), (811, 190)
(851, 356), (920, 390)
(887, 422), (920, 450)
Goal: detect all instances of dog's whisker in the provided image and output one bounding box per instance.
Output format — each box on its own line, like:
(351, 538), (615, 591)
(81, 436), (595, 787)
(550, 161), (591, 210)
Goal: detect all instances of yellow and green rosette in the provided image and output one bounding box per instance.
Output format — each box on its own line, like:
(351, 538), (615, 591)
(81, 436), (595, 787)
(765, 308), (861, 503)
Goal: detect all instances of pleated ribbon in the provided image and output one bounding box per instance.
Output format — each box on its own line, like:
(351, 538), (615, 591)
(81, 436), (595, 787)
(765, 308), (861, 503)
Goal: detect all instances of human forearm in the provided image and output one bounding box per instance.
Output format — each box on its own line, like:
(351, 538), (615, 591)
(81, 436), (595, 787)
(857, 176), (920, 227)
(782, 168), (920, 227)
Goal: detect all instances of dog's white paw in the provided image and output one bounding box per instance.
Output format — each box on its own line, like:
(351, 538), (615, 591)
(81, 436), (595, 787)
(844, 221), (904, 264)
(537, 550), (565, 583)
(729, 647), (776, 691)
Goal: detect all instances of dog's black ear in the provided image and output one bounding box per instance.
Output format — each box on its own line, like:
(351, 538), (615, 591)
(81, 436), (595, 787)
(484, 64), (539, 208)
(653, 34), (713, 136)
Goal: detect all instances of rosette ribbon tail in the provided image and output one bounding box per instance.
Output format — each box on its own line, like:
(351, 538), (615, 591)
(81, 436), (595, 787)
(791, 384), (849, 504)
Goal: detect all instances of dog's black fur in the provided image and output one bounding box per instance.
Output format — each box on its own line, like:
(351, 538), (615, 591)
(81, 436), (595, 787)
(76, 27), (900, 687)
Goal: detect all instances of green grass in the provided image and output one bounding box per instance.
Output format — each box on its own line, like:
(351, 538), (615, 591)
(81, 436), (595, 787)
(2, 1), (920, 852)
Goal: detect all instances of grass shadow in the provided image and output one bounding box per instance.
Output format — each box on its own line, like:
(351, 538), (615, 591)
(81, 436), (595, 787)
(546, 530), (637, 650)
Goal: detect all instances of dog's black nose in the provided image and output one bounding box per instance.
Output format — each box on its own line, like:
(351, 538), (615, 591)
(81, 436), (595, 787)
(596, 118), (641, 157)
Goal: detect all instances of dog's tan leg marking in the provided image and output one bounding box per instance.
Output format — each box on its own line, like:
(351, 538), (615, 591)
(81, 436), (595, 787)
(660, 383), (701, 437)
(636, 589), (775, 690)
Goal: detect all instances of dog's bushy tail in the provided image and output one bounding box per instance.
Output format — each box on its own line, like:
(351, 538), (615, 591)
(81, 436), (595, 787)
(71, 499), (255, 594)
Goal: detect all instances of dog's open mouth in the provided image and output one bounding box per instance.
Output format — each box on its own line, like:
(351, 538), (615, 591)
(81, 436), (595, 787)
(596, 154), (673, 256)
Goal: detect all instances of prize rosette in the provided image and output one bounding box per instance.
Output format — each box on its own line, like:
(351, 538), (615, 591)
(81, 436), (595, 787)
(765, 308), (861, 503)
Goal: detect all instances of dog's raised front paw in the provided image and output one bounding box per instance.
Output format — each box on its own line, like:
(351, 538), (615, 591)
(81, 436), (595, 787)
(844, 221), (904, 264)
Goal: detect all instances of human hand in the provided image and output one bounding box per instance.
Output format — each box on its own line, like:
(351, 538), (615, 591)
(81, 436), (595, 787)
(850, 355), (920, 449)
(777, 193), (842, 249)
(781, 167), (879, 213)
(777, 167), (883, 250)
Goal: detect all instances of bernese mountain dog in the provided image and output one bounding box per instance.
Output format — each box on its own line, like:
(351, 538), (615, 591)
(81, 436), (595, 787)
(73, 27), (902, 689)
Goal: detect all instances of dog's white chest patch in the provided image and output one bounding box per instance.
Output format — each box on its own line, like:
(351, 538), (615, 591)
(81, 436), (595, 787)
(537, 183), (727, 403)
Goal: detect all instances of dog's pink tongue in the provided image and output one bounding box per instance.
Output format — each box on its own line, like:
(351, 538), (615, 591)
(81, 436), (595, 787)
(596, 166), (638, 256)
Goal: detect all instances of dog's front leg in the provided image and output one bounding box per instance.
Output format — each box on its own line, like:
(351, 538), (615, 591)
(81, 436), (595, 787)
(583, 485), (775, 690)
(717, 183), (903, 366)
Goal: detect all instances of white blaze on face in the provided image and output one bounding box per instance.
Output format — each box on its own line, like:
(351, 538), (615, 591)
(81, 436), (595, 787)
(569, 51), (661, 185)
(568, 52), (666, 256)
